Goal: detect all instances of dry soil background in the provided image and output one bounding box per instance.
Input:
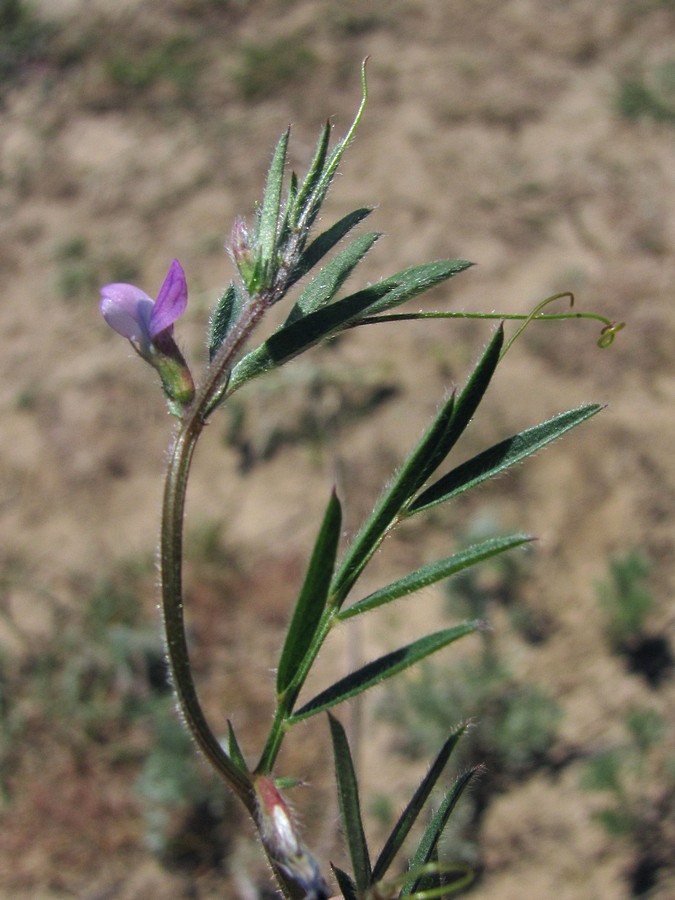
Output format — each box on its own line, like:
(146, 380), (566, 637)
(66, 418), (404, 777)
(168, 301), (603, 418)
(0, 1), (674, 898)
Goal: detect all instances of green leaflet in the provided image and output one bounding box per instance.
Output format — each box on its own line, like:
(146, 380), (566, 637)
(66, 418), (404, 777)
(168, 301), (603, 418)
(328, 391), (456, 607)
(288, 622), (480, 722)
(337, 535), (532, 621)
(329, 714), (372, 891)
(208, 282), (245, 360)
(401, 768), (479, 896)
(332, 865), (358, 900)
(286, 168), (299, 214)
(359, 259), (473, 316)
(288, 120), (331, 227)
(399, 322), (504, 502)
(226, 720), (248, 774)
(275, 168), (298, 251)
(371, 724), (469, 884)
(287, 207), (373, 290)
(225, 258), (475, 399)
(408, 403), (603, 515)
(226, 288), (384, 394)
(255, 128), (289, 288)
(276, 491), (342, 696)
(302, 134), (348, 231)
(426, 323), (504, 469)
(284, 231), (381, 325)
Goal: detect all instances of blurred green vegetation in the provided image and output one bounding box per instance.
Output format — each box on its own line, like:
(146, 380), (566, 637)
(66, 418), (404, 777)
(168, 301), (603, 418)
(598, 549), (655, 651)
(0, 0), (54, 91)
(234, 36), (318, 101)
(617, 60), (675, 125)
(597, 548), (672, 687)
(54, 237), (141, 303)
(581, 706), (675, 896)
(0, 548), (238, 866)
(104, 33), (204, 108)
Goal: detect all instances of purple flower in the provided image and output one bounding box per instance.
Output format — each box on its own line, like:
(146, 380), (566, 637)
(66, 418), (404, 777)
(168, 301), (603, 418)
(100, 258), (188, 355)
(100, 258), (194, 413)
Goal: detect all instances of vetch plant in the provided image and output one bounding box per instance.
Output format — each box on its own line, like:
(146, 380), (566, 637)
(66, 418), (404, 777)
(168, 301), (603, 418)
(101, 64), (622, 899)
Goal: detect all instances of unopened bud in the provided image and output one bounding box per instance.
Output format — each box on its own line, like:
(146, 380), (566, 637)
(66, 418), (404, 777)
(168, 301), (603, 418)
(254, 775), (330, 900)
(231, 217), (257, 290)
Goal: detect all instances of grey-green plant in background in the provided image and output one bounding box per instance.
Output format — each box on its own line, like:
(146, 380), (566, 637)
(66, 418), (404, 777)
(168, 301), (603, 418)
(0, 552), (237, 867)
(617, 60), (675, 126)
(100, 64), (623, 899)
(0, 0), (53, 90)
(581, 706), (675, 895)
(598, 549), (673, 688)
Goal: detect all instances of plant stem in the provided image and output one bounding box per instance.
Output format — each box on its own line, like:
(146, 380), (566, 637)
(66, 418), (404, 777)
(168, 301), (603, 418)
(161, 293), (317, 899)
(353, 309), (614, 328)
(160, 295), (270, 811)
(255, 608), (338, 774)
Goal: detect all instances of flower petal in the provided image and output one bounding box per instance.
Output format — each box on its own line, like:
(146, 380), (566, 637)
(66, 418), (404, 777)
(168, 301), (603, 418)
(100, 283), (154, 343)
(149, 259), (188, 337)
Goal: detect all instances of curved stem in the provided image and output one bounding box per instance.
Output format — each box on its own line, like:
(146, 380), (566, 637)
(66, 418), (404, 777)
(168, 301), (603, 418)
(161, 293), (319, 900)
(161, 424), (254, 804)
(160, 295), (270, 812)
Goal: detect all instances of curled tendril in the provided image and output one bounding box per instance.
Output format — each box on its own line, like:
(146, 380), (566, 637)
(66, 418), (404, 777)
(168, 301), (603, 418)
(352, 291), (624, 354)
(597, 320), (625, 349)
(499, 291), (575, 358)
(500, 292), (626, 356)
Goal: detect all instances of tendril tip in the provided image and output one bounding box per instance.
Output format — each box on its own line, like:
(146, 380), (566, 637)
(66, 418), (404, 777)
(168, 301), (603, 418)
(598, 321), (625, 349)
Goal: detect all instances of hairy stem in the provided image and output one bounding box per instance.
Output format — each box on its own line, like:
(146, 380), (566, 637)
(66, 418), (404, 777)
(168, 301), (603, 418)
(160, 295), (270, 809)
(161, 294), (318, 900)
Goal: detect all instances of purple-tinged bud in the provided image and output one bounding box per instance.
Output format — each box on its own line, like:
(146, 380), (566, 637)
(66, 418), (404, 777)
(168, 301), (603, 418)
(254, 775), (330, 900)
(230, 216), (257, 290)
(100, 259), (195, 414)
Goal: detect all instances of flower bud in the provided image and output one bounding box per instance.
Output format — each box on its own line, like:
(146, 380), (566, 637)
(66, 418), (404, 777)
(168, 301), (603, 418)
(254, 775), (330, 900)
(230, 217), (258, 291)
